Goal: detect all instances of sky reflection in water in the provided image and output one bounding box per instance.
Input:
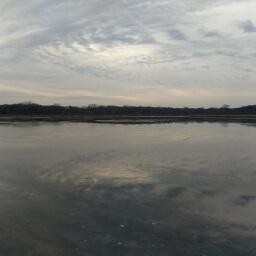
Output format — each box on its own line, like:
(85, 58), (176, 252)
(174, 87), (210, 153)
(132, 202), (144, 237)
(0, 121), (256, 256)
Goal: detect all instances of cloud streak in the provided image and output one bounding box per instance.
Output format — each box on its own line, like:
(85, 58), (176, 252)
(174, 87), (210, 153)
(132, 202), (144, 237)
(0, 84), (142, 102)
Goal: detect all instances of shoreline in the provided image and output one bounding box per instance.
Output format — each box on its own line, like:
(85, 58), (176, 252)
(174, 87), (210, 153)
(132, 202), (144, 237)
(1, 114), (256, 124)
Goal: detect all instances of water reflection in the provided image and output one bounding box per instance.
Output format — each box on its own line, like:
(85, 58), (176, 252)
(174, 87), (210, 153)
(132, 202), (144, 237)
(0, 122), (256, 255)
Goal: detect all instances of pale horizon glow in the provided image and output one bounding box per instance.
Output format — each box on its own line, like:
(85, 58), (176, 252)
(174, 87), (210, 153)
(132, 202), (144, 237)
(0, 0), (256, 107)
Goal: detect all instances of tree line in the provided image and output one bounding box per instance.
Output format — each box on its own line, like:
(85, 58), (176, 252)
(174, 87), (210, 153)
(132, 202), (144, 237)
(0, 102), (256, 116)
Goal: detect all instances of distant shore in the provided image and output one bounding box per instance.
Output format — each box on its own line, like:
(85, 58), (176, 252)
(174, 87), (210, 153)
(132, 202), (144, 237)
(1, 103), (256, 119)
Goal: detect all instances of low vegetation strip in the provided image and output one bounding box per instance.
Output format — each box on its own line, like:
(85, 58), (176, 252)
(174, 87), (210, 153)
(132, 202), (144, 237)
(0, 102), (256, 118)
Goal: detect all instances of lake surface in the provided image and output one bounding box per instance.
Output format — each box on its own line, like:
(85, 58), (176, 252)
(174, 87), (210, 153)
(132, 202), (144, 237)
(0, 121), (256, 256)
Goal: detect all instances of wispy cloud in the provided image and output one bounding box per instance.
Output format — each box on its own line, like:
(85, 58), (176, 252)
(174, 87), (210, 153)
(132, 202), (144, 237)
(198, 28), (220, 38)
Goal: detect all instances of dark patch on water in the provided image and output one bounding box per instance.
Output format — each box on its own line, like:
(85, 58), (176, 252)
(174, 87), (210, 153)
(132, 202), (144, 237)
(166, 187), (186, 198)
(235, 195), (256, 207)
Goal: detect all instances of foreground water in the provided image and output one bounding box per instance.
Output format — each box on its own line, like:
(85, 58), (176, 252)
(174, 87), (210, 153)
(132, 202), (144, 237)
(0, 121), (256, 256)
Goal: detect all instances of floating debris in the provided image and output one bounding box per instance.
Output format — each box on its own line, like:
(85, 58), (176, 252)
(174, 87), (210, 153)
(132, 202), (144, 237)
(152, 222), (156, 225)
(120, 224), (125, 228)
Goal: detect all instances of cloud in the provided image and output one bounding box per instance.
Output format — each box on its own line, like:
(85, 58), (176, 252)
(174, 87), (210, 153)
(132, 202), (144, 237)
(237, 20), (256, 33)
(169, 29), (188, 41)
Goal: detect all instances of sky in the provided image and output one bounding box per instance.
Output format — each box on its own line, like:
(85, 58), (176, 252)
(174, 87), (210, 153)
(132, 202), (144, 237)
(0, 0), (256, 107)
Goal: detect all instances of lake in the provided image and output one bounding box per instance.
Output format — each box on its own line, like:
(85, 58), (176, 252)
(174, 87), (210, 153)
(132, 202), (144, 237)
(0, 121), (256, 256)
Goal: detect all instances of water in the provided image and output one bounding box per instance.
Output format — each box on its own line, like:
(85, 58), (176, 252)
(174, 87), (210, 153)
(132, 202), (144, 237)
(0, 121), (256, 256)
